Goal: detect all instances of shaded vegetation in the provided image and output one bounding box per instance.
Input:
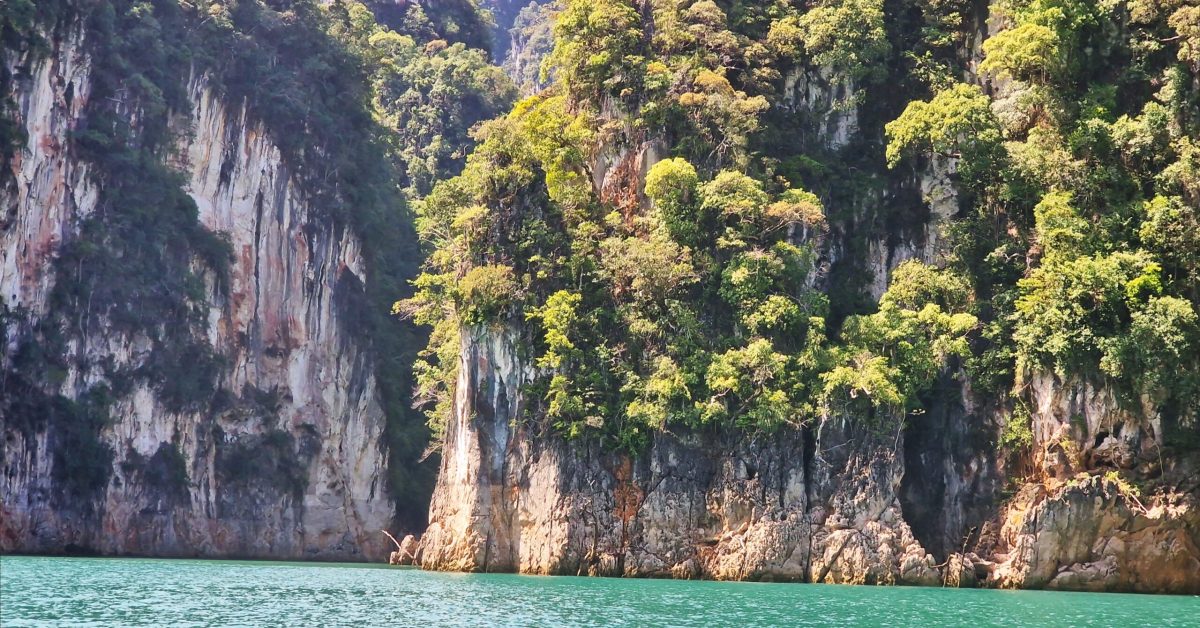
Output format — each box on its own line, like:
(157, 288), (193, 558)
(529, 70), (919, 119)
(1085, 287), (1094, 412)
(215, 429), (310, 504)
(122, 442), (191, 506)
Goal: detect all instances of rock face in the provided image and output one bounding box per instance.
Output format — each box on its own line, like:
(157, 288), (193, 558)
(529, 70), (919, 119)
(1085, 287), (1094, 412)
(415, 19), (1200, 585)
(1, 25), (392, 560)
(986, 374), (1200, 593)
(780, 66), (859, 151)
(417, 328), (1200, 592)
(411, 0), (1200, 589)
(993, 478), (1200, 594)
(418, 327), (944, 584)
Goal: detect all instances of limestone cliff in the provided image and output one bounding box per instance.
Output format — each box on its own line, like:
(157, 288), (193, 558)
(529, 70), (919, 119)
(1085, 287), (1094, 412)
(419, 326), (944, 584)
(413, 3), (1200, 587)
(989, 375), (1200, 593)
(417, 325), (1200, 592)
(1, 22), (393, 560)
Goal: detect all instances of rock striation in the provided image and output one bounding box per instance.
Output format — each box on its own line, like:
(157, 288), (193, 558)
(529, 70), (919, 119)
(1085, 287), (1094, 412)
(1, 23), (392, 560)
(416, 328), (1200, 592)
(417, 327), (945, 584)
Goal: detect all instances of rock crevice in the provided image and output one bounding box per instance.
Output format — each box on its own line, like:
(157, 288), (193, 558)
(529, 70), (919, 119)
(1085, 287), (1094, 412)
(1, 26), (391, 561)
(416, 328), (1200, 593)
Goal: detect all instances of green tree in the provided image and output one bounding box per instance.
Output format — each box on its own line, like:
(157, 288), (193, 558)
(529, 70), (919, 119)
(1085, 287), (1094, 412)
(1140, 195), (1200, 290)
(979, 23), (1061, 83)
(1100, 296), (1200, 405)
(796, 0), (890, 79)
(644, 157), (701, 243)
(701, 338), (806, 429)
(1014, 251), (1162, 376)
(823, 262), (977, 425)
(549, 0), (644, 103)
(885, 83), (1005, 187)
(699, 170), (770, 247)
(1033, 190), (1091, 263)
(454, 265), (520, 325)
(527, 290), (583, 369)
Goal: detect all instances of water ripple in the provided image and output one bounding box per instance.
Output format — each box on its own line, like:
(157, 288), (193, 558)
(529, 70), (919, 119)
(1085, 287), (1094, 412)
(1, 556), (1197, 627)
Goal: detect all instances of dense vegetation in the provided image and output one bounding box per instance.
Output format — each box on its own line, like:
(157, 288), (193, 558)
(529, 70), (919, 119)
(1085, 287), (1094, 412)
(892, 0), (1200, 447)
(332, 1), (517, 197)
(503, 1), (556, 95)
(3, 0), (1197, 523)
(401, 0), (1200, 454)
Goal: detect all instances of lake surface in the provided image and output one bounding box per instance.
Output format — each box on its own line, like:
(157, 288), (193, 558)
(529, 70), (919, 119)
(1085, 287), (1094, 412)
(1, 556), (1197, 626)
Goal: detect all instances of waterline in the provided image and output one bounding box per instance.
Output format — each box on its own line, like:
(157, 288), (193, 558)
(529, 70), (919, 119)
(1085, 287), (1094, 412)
(1, 556), (1197, 627)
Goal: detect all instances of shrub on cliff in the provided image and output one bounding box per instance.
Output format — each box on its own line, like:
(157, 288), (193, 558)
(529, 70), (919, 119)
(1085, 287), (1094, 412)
(394, 0), (1200, 456)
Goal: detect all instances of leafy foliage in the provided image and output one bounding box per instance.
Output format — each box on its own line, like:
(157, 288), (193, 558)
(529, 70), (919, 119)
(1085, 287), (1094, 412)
(885, 83), (1004, 185)
(937, 0), (1200, 442)
(335, 2), (517, 197)
(979, 23), (1061, 83)
(402, 0), (1200, 455)
(549, 0), (643, 103)
(823, 266), (977, 425)
(794, 0), (891, 79)
(398, 0), (1068, 451)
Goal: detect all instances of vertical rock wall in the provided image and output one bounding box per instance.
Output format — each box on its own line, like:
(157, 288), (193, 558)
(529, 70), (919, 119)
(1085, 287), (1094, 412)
(415, 0), (1200, 586)
(418, 328), (1200, 592)
(418, 326), (944, 584)
(989, 374), (1200, 593)
(1, 25), (393, 560)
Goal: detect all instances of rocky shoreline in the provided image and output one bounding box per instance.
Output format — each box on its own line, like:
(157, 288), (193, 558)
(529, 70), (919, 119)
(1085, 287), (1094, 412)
(402, 328), (1200, 594)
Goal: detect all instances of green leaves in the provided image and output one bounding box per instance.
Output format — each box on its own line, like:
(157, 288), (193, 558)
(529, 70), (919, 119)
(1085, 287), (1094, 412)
(821, 263), (978, 425)
(599, 234), (698, 309)
(795, 0), (890, 79)
(1170, 6), (1200, 69)
(1015, 250), (1161, 376)
(1140, 195), (1200, 287)
(702, 338), (803, 429)
(1032, 191), (1091, 263)
(527, 290), (582, 370)
(701, 171), (770, 224)
(720, 243), (819, 338)
(395, 0), (1200, 450)
(368, 33), (516, 197)
(880, 260), (971, 312)
(453, 265), (520, 326)
(625, 356), (690, 431)
(549, 0), (644, 102)
(645, 158), (700, 243)
(979, 23), (1061, 83)
(1105, 296), (1200, 403)
(884, 83), (1003, 182)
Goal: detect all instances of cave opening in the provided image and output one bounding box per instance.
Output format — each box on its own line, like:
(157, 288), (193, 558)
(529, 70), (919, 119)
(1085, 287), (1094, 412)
(900, 404), (950, 561)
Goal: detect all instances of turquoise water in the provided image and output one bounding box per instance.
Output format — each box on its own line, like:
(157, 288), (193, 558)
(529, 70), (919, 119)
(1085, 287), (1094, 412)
(1, 556), (1197, 626)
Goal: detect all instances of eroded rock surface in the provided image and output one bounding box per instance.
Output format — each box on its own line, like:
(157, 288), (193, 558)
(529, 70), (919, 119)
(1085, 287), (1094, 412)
(416, 330), (1200, 592)
(1, 25), (391, 561)
(417, 327), (944, 583)
(994, 477), (1200, 594)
